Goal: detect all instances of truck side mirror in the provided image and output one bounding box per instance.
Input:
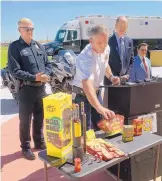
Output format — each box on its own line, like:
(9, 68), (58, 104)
(72, 43), (76, 47)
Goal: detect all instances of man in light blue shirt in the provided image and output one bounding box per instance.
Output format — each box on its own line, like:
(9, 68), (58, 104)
(73, 24), (120, 130)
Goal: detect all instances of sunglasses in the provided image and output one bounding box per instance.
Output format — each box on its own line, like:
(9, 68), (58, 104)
(20, 27), (34, 32)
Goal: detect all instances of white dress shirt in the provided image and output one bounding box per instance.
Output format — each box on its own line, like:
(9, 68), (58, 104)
(73, 44), (110, 89)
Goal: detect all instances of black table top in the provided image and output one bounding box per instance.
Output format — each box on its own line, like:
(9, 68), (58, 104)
(59, 155), (128, 179)
(107, 132), (162, 157)
(38, 150), (128, 179)
(38, 132), (162, 178)
(101, 79), (162, 88)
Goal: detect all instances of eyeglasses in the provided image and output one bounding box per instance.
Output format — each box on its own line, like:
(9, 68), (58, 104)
(19, 27), (34, 32)
(140, 49), (147, 52)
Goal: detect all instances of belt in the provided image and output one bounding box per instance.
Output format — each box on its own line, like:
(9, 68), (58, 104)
(23, 81), (43, 87)
(73, 86), (99, 96)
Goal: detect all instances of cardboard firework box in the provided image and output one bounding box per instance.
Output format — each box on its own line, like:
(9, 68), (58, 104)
(43, 92), (72, 158)
(97, 114), (124, 136)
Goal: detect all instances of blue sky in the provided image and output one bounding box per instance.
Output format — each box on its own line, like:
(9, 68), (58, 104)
(1, 1), (162, 42)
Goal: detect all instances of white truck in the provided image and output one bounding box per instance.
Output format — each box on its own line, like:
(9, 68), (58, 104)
(45, 15), (162, 54)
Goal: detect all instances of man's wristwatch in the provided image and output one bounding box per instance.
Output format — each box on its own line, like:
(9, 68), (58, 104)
(109, 75), (114, 82)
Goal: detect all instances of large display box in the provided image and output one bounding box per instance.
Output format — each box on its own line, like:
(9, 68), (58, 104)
(43, 92), (72, 158)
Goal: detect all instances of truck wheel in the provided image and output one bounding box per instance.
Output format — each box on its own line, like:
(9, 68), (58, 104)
(2, 80), (8, 87)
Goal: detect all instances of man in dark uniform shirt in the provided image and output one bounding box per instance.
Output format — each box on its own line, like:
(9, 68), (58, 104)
(8, 18), (53, 160)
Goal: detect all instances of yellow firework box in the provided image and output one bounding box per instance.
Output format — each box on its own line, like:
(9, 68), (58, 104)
(43, 92), (72, 158)
(122, 125), (134, 142)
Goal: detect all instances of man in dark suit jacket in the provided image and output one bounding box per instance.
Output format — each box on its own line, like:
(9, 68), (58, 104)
(106, 16), (134, 82)
(103, 16), (134, 107)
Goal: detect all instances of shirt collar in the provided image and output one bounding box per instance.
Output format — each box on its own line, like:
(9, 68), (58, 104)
(138, 54), (146, 61)
(19, 36), (35, 46)
(115, 32), (124, 40)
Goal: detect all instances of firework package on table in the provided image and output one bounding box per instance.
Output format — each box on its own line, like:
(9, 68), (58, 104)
(97, 114), (124, 136)
(43, 92), (72, 158)
(86, 136), (125, 161)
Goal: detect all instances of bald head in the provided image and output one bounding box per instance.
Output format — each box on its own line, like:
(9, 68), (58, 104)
(18, 18), (34, 44)
(116, 16), (128, 24)
(115, 16), (128, 37)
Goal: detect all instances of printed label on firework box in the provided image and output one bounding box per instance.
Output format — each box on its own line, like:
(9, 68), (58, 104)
(97, 115), (124, 136)
(138, 113), (157, 133)
(86, 129), (96, 141)
(43, 92), (72, 158)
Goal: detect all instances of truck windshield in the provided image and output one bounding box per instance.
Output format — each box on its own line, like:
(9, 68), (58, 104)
(55, 30), (66, 42)
(67, 30), (78, 41)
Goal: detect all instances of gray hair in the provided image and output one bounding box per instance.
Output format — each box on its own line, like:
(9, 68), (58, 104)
(88, 24), (108, 38)
(18, 18), (33, 27)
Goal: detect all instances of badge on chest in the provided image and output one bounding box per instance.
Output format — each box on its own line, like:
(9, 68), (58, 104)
(20, 49), (31, 56)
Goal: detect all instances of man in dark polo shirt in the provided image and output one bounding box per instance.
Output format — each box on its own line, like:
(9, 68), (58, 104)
(8, 18), (52, 160)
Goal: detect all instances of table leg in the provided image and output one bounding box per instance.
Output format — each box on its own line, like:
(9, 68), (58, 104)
(117, 163), (120, 181)
(153, 145), (160, 181)
(44, 162), (48, 181)
(104, 163), (121, 181)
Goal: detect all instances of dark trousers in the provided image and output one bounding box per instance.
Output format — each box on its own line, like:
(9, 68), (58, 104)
(19, 85), (46, 150)
(74, 91), (103, 131)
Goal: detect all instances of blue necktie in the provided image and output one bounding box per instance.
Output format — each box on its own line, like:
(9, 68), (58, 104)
(119, 37), (125, 75)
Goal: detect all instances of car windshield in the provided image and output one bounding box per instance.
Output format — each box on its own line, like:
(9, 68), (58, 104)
(55, 30), (66, 42)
